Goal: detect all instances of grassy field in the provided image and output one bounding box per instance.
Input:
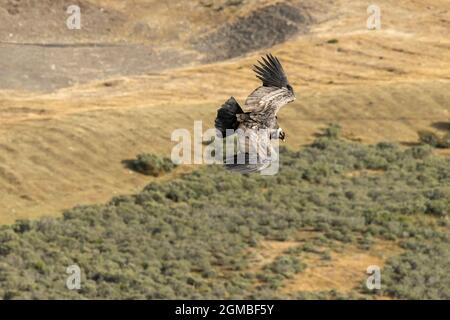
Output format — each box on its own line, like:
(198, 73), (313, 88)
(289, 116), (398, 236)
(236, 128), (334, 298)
(1, 0), (449, 223)
(0, 0), (449, 299)
(0, 134), (448, 299)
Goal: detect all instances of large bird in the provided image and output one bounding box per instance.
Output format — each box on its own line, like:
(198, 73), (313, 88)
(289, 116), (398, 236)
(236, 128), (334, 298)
(215, 54), (295, 173)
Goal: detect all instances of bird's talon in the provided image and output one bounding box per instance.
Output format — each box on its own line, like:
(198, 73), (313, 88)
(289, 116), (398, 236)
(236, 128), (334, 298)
(278, 129), (286, 142)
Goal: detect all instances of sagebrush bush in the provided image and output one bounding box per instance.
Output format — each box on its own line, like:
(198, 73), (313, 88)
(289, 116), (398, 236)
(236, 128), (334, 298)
(418, 130), (450, 148)
(440, 133), (450, 148)
(323, 123), (342, 139)
(0, 138), (448, 299)
(381, 241), (450, 299)
(127, 153), (176, 176)
(418, 130), (440, 147)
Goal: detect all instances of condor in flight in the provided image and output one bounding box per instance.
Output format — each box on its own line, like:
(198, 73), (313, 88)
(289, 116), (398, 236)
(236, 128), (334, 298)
(215, 54), (295, 173)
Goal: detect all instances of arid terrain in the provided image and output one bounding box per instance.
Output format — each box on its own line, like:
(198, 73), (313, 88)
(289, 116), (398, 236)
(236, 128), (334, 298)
(0, 0), (449, 299)
(1, 0), (448, 223)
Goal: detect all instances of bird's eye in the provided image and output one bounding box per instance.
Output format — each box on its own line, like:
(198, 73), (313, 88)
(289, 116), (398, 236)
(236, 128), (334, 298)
(287, 85), (293, 92)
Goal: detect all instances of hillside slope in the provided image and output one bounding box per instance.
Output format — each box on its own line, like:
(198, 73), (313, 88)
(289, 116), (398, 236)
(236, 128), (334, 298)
(0, 0), (449, 223)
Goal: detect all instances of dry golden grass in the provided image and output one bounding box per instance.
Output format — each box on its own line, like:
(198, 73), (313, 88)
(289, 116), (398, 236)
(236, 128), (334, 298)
(0, 0), (449, 223)
(280, 240), (402, 295)
(245, 229), (402, 297)
(248, 240), (301, 271)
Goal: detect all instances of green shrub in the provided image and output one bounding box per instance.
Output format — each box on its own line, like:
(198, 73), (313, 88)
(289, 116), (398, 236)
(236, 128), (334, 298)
(126, 154), (176, 176)
(323, 123), (342, 139)
(418, 130), (450, 148)
(0, 139), (448, 299)
(260, 255), (304, 281)
(440, 133), (450, 148)
(418, 130), (439, 147)
(381, 242), (450, 299)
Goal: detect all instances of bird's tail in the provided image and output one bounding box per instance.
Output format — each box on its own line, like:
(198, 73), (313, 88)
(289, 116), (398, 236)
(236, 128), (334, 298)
(215, 97), (244, 138)
(224, 153), (270, 174)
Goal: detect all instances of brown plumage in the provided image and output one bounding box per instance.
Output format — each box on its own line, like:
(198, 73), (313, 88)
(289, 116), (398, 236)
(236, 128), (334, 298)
(215, 54), (296, 173)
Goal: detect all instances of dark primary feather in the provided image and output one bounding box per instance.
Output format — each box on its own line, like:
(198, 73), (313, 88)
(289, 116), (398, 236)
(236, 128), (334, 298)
(253, 54), (289, 88)
(215, 97), (244, 138)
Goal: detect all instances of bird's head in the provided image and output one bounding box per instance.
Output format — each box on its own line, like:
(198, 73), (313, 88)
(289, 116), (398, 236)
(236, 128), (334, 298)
(286, 84), (296, 100)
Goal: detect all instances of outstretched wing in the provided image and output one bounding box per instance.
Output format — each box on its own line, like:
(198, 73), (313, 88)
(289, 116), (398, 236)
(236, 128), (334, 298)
(221, 54), (293, 174)
(245, 86), (294, 114)
(253, 53), (289, 88)
(245, 54), (295, 114)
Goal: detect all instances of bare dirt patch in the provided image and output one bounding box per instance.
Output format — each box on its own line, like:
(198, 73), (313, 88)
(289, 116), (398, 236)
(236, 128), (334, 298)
(247, 229), (324, 273)
(344, 169), (385, 178)
(246, 231), (402, 297)
(0, 0), (126, 43)
(194, 2), (312, 61)
(248, 240), (300, 272)
(281, 240), (402, 294)
(0, 43), (194, 91)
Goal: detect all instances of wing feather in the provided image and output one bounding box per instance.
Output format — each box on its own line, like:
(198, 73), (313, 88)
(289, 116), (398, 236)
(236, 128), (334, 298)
(253, 53), (289, 88)
(246, 54), (295, 115)
(244, 86), (295, 114)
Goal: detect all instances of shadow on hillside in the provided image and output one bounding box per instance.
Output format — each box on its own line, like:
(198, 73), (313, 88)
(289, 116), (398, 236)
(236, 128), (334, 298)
(194, 2), (311, 61)
(121, 159), (137, 171)
(400, 141), (421, 147)
(431, 122), (450, 132)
